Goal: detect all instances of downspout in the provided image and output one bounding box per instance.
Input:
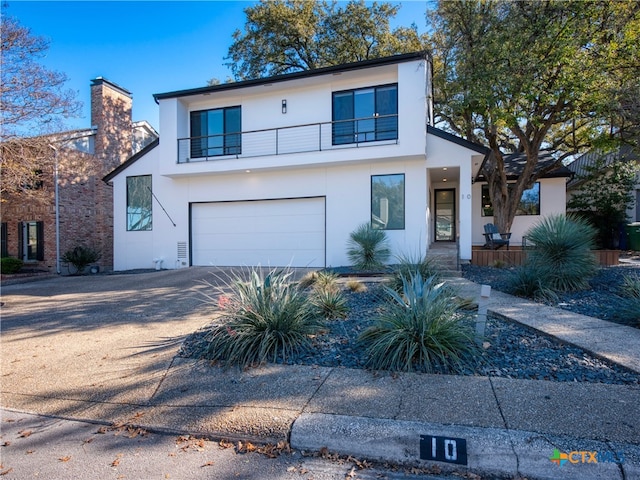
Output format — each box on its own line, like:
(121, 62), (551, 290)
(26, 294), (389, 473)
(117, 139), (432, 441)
(51, 145), (61, 274)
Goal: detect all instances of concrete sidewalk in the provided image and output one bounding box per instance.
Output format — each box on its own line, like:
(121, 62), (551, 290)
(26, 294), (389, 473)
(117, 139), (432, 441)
(1, 269), (639, 480)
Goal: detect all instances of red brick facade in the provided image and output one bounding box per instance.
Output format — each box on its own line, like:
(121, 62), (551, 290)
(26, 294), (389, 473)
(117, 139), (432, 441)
(1, 78), (140, 273)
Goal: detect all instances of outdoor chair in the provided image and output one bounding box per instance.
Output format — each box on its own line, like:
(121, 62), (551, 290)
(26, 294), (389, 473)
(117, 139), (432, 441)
(483, 223), (511, 250)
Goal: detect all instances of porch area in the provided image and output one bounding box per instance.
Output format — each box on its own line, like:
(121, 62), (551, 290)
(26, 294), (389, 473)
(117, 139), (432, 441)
(471, 246), (620, 267)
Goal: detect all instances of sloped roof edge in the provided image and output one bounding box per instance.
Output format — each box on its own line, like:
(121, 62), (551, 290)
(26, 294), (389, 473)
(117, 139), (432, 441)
(103, 138), (159, 183)
(154, 51), (430, 101)
(426, 125), (490, 155)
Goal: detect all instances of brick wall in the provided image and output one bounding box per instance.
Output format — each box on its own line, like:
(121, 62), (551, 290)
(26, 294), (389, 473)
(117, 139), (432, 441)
(1, 78), (133, 273)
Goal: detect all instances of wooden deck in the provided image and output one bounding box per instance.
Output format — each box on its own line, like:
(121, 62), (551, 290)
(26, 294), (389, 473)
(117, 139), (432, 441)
(470, 247), (620, 267)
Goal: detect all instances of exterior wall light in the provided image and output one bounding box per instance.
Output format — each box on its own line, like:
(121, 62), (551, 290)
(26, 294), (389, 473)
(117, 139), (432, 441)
(282, 99), (287, 114)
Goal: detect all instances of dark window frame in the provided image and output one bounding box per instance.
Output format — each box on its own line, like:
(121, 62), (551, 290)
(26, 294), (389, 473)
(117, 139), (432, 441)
(18, 221), (44, 261)
(332, 84), (398, 145)
(190, 106), (241, 158)
(481, 182), (541, 217)
(371, 173), (405, 230)
(1, 222), (8, 258)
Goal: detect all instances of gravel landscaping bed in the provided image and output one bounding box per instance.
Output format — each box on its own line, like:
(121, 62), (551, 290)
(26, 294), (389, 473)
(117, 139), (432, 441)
(461, 263), (640, 326)
(180, 271), (640, 385)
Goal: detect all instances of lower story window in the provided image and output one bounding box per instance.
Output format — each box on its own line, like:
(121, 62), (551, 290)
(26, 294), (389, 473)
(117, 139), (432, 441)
(19, 221), (44, 261)
(127, 175), (153, 231)
(482, 182), (540, 216)
(371, 174), (405, 230)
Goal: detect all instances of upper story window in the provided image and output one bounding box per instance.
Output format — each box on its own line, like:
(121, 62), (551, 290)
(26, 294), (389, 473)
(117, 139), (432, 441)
(332, 84), (398, 145)
(190, 106), (241, 158)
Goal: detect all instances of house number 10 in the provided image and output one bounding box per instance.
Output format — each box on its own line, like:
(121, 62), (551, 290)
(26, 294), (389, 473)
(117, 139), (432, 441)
(419, 435), (468, 465)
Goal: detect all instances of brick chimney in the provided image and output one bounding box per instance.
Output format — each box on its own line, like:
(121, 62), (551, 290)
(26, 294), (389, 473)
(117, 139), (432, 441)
(90, 77), (133, 173)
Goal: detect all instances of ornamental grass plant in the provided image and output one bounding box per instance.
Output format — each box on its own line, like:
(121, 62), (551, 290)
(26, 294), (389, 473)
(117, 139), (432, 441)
(388, 251), (441, 293)
(201, 267), (324, 367)
(358, 273), (477, 373)
(618, 273), (640, 326)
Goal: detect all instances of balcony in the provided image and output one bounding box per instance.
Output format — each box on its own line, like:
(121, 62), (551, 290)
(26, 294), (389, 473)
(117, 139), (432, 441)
(177, 115), (398, 164)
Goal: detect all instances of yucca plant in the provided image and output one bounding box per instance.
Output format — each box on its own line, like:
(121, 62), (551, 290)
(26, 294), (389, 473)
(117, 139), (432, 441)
(358, 273), (477, 373)
(388, 251), (441, 293)
(202, 267), (324, 367)
(346, 223), (391, 271)
(523, 214), (598, 292)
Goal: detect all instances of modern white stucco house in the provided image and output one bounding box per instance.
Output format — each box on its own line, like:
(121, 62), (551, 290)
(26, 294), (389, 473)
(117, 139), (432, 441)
(104, 52), (570, 271)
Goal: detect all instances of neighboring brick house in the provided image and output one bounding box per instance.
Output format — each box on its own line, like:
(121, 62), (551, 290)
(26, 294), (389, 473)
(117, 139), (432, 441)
(1, 78), (158, 273)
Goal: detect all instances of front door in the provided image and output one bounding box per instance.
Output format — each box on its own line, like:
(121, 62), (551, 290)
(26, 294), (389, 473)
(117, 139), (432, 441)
(434, 189), (456, 242)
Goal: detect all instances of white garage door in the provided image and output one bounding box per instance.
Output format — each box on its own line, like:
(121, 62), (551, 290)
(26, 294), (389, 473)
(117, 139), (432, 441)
(191, 197), (325, 267)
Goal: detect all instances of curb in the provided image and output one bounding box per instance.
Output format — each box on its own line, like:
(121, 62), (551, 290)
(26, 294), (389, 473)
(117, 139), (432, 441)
(290, 413), (635, 480)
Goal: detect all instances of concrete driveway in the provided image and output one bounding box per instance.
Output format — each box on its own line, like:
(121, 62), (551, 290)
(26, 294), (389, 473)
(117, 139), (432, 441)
(1, 268), (223, 422)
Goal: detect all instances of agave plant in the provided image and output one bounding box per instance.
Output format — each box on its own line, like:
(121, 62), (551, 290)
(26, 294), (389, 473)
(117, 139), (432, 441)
(202, 267), (324, 367)
(358, 273), (476, 372)
(346, 223), (391, 271)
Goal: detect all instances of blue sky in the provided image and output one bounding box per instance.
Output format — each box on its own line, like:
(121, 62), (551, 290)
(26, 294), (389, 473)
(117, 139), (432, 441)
(4, 1), (429, 132)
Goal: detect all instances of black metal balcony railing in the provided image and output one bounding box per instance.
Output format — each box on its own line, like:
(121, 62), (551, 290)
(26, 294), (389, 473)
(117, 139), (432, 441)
(177, 114), (398, 164)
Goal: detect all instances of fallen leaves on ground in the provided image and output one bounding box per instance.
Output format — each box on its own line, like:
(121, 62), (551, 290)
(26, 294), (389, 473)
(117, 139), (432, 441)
(0, 466), (13, 476)
(176, 435), (206, 452)
(17, 430), (32, 438)
(59, 456), (71, 462)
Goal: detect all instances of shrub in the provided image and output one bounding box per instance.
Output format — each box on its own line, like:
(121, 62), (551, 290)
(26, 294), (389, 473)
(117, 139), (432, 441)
(312, 270), (340, 293)
(1, 257), (23, 274)
(522, 214), (598, 292)
(61, 245), (101, 275)
(358, 273), (477, 373)
(346, 223), (391, 271)
(309, 287), (349, 319)
(507, 263), (559, 302)
(621, 273), (640, 299)
(388, 251), (441, 293)
(202, 267), (324, 367)
(617, 274), (640, 326)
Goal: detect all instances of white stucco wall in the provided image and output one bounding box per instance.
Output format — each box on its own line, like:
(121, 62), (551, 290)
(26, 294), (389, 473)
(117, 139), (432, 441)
(471, 176), (568, 245)
(156, 59), (429, 178)
(111, 149), (427, 270)
(425, 133), (481, 260)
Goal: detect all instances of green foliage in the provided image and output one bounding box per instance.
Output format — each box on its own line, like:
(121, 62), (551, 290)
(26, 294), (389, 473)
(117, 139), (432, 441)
(388, 251), (441, 293)
(568, 155), (638, 248)
(202, 267), (324, 367)
(428, 0), (640, 233)
(1, 257), (23, 274)
(309, 287), (349, 320)
(358, 273), (476, 372)
(523, 214), (598, 292)
(346, 223), (391, 271)
(617, 273), (640, 326)
(506, 214), (598, 298)
(621, 273), (640, 299)
(61, 245), (101, 275)
(507, 263), (559, 302)
(225, 0), (426, 80)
